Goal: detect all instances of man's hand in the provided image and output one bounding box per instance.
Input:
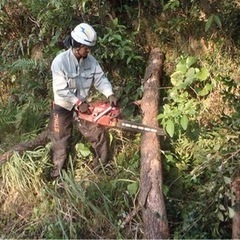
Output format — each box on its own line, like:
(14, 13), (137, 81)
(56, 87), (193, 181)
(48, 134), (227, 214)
(75, 100), (89, 113)
(108, 95), (117, 106)
(78, 102), (89, 113)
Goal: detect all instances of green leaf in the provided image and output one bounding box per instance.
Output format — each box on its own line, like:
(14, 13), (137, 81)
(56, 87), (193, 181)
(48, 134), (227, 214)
(166, 119), (175, 137)
(185, 68), (195, 85)
(123, 46), (132, 51)
(113, 34), (122, 41)
(126, 56), (131, 64)
(219, 204), (225, 211)
(163, 184), (169, 195)
(213, 144), (221, 151)
(198, 83), (212, 96)
(186, 67), (195, 77)
(119, 49), (125, 59)
(180, 115), (188, 130)
(170, 71), (184, 86)
(228, 207), (235, 218)
(217, 211), (224, 221)
(127, 182), (139, 196)
(195, 67), (210, 81)
(213, 15), (222, 28)
(186, 56), (197, 68)
(205, 15), (214, 32)
(75, 143), (91, 158)
(113, 18), (119, 25)
(176, 62), (187, 73)
(163, 0), (180, 11)
(117, 152), (125, 164)
(166, 154), (173, 162)
(223, 176), (231, 184)
(157, 113), (164, 120)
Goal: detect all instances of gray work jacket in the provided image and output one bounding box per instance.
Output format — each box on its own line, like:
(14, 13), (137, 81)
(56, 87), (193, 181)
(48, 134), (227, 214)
(51, 49), (114, 110)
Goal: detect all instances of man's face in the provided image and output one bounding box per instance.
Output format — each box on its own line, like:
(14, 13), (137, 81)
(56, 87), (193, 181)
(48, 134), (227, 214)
(73, 45), (90, 59)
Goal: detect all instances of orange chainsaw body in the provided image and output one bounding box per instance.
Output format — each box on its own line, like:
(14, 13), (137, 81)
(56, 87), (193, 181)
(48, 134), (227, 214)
(78, 101), (120, 127)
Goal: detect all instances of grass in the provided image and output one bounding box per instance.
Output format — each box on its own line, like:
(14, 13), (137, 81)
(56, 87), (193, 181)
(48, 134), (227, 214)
(0, 131), (143, 239)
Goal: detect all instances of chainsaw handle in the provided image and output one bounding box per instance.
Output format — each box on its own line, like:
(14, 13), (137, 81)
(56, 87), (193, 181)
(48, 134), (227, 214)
(93, 106), (113, 122)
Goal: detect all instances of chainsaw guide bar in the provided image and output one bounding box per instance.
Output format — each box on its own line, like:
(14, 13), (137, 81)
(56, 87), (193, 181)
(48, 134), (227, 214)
(117, 120), (165, 136)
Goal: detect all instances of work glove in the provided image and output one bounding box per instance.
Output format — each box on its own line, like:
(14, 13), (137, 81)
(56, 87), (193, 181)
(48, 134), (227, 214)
(108, 95), (117, 106)
(75, 100), (89, 113)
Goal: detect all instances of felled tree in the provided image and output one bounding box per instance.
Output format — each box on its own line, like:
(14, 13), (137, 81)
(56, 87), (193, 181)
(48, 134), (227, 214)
(0, 130), (49, 165)
(140, 48), (169, 239)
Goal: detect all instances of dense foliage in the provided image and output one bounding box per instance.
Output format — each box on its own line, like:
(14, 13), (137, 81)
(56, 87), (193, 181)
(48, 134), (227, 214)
(1, 0), (240, 238)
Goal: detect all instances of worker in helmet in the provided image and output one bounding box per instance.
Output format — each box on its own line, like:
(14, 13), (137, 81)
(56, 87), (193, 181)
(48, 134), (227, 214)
(48, 23), (117, 178)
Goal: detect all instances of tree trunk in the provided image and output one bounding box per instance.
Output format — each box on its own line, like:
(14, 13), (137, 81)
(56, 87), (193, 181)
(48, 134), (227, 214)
(0, 129), (49, 165)
(232, 177), (240, 239)
(140, 48), (169, 239)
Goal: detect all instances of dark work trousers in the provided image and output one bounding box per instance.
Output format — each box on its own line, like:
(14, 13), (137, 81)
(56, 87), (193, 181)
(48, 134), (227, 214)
(48, 103), (108, 178)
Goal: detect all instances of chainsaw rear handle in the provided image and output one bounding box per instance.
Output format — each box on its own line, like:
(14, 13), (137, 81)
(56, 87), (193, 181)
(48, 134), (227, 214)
(93, 105), (113, 122)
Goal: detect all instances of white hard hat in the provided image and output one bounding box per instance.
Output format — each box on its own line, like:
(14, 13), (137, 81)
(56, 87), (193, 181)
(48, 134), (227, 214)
(71, 23), (97, 47)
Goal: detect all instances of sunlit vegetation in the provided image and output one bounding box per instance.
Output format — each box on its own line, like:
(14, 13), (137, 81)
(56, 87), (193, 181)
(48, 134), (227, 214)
(1, 0), (240, 238)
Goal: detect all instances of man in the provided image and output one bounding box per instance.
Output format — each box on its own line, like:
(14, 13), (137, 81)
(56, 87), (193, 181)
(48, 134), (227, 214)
(48, 23), (117, 178)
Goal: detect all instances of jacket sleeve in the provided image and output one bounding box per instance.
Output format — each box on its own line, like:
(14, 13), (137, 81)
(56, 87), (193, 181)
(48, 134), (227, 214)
(93, 61), (114, 98)
(51, 59), (79, 109)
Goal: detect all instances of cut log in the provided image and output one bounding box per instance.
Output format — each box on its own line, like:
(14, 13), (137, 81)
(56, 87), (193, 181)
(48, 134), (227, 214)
(0, 129), (49, 165)
(140, 48), (169, 239)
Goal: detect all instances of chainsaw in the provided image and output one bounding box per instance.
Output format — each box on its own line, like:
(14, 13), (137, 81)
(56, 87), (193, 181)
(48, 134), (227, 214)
(77, 101), (165, 135)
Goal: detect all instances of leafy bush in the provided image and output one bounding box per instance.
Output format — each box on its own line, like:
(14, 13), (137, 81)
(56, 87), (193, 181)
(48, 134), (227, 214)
(162, 56), (239, 238)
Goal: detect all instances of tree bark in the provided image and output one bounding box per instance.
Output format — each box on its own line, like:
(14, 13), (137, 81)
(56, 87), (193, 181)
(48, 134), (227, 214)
(0, 129), (49, 165)
(232, 177), (240, 239)
(140, 48), (169, 239)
